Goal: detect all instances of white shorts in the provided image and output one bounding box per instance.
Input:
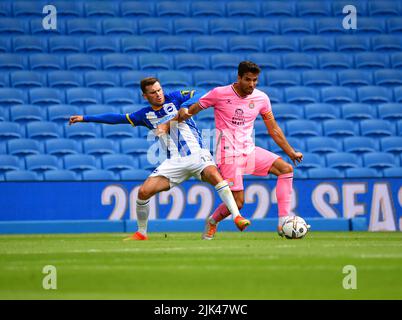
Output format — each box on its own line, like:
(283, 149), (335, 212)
(149, 149), (216, 188)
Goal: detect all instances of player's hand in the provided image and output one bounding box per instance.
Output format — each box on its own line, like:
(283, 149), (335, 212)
(155, 123), (169, 137)
(290, 151), (303, 166)
(177, 108), (192, 122)
(69, 115), (84, 125)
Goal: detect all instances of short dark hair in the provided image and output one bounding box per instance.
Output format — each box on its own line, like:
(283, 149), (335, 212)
(238, 61), (261, 77)
(140, 77), (159, 93)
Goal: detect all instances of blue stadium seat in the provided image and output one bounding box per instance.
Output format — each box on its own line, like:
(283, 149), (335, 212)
(28, 53), (63, 72)
(227, 1), (260, 17)
(295, 152), (325, 171)
(342, 103), (376, 121)
(308, 168), (343, 179)
(0, 73), (8, 87)
(378, 103), (402, 121)
(138, 54), (172, 71)
(8, 139), (42, 156)
(44, 170), (78, 181)
(102, 18), (136, 35)
(266, 70), (301, 87)
(254, 121), (268, 138)
(13, 1), (49, 17)
(0, 88), (27, 106)
(315, 18), (346, 35)
(210, 54), (242, 71)
(0, 122), (23, 140)
(0, 107), (7, 122)
(259, 87), (284, 104)
(372, 35), (402, 52)
(336, 36), (370, 52)
(282, 53), (317, 70)
(357, 86), (393, 104)
(10, 71), (45, 88)
(345, 168), (382, 178)
(120, 138), (152, 156)
(194, 71), (228, 88)
(391, 52), (402, 69)
(286, 120), (321, 138)
(304, 103), (340, 121)
(210, 18), (243, 35)
(103, 53), (136, 71)
(343, 137), (378, 154)
(270, 137), (305, 156)
(139, 18), (172, 35)
(65, 122), (98, 140)
(66, 18), (99, 35)
(120, 71), (153, 88)
(46, 138), (81, 156)
(5, 170), (40, 181)
(360, 119), (394, 138)
(300, 36), (334, 52)
(49, 36), (83, 54)
(302, 70), (337, 87)
(0, 155), (21, 173)
(245, 19), (279, 35)
(51, 1), (83, 18)
(82, 169), (117, 181)
(48, 104), (80, 124)
(103, 88), (138, 105)
(321, 87), (356, 104)
(157, 36), (191, 53)
(0, 2), (11, 17)
(397, 120), (402, 135)
(318, 53), (354, 70)
(102, 124), (136, 140)
(355, 52), (389, 69)
(66, 88), (101, 106)
(280, 18), (315, 35)
(323, 119), (357, 138)
(382, 167), (402, 178)
(102, 154), (136, 172)
(191, 1), (225, 17)
(0, 18), (27, 35)
(285, 86), (319, 104)
(10, 105), (44, 124)
(174, 18), (207, 35)
(297, 1), (331, 16)
(368, 1), (400, 16)
(175, 54), (208, 70)
(363, 152), (396, 170)
(247, 53), (282, 70)
(381, 137), (402, 155)
(121, 2), (154, 17)
(25, 155), (59, 172)
(83, 138), (117, 156)
(84, 71), (119, 88)
(356, 17), (386, 34)
(84, 1), (118, 17)
(13, 36), (47, 53)
(156, 1), (189, 17)
(374, 70), (402, 87)
(64, 154), (97, 172)
(395, 86), (402, 103)
(138, 154), (158, 171)
(0, 54), (26, 71)
(29, 88), (64, 106)
(326, 152), (360, 170)
(48, 71), (83, 88)
(66, 54), (101, 71)
(272, 103), (303, 121)
(306, 135), (342, 155)
(120, 169), (151, 181)
(338, 70), (373, 87)
(262, 1), (295, 17)
(158, 71), (193, 88)
(0, 38), (10, 53)
(264, 36), (299, 52)
(85, 104), (117, 116)
(193, 36), (226, 53)
(229, 36), (262, 53)
(26, 121), (61, 140)
(85, 36), (119, 54)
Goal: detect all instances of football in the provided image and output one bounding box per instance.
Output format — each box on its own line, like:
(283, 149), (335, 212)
(282, 216), (310, 239)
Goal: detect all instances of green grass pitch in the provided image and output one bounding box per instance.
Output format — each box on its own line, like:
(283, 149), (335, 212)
(0, 232), (401, 300)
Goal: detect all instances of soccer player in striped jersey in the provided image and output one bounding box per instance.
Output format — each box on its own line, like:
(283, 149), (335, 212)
(160, 62), (304, 239)
(69, 77), (250, 240)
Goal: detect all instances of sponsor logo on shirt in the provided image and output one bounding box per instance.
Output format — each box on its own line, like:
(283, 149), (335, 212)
(231, 108), (245, 126)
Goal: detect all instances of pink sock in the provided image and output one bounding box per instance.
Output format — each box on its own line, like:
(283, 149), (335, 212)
(210, 203), (231, 224)
(276, 172), (293, 217)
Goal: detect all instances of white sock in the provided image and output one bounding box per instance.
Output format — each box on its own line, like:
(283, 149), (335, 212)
(215, 180), (240, 219)
(136, 199), (150, 235)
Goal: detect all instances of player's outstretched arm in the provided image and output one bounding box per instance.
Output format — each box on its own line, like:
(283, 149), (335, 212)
(262, 112), (303, 166)
(68, 113), (131, 126)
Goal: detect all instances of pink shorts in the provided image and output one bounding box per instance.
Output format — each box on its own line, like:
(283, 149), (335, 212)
(218, 147), (280, 191)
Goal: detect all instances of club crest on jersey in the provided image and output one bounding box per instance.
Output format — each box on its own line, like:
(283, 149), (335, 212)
(163, 103), (176, 114)
(249, 101), (255, 109)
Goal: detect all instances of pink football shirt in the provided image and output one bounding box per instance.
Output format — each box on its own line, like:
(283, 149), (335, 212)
(198, 84), (272, 160)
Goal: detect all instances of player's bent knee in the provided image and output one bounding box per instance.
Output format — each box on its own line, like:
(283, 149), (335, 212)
(282, 163), (293, 174)
(138, 185), (152, 200)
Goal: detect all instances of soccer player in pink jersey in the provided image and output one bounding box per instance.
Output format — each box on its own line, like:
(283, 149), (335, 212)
(163, 61), (304, 239)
